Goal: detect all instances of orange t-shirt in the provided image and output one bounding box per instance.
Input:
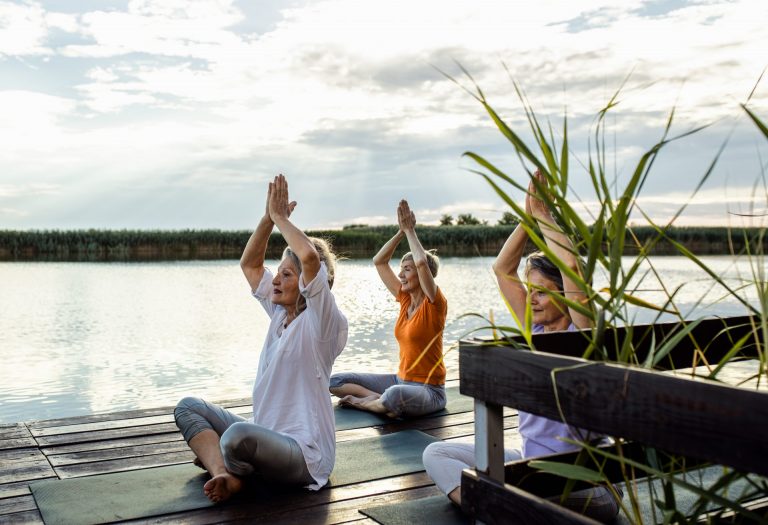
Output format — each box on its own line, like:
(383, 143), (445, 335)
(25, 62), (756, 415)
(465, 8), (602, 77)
(395, 288), (448, 385)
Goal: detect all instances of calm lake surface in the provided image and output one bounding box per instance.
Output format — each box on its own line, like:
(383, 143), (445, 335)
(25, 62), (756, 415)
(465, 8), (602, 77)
(0, 256), (763, 424)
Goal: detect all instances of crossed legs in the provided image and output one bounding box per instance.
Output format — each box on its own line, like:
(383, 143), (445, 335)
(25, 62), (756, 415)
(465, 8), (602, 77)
(174, 397), (312, 503)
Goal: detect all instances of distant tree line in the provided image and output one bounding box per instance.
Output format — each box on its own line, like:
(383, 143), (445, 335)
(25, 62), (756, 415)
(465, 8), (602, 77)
(0, 226), (762, 261)
(438, 212), (518, 226)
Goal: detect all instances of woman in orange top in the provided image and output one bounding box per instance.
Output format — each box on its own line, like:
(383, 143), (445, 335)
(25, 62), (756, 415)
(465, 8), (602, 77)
(329, 200), (448, 417)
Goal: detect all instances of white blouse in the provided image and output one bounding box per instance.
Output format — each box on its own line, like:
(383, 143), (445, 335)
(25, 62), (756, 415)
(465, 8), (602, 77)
(251, 262), (348, 490)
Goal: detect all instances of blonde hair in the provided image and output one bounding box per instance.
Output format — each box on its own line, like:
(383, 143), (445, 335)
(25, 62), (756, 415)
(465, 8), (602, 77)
(401, 249), (439, 277)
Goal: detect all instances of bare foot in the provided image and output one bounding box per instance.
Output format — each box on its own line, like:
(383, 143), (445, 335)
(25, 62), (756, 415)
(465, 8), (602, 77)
(203, 472), (243, 503)
(339, 394), (378, 409)
(193, 456), (205, 470)
(340, 395), (396, 416)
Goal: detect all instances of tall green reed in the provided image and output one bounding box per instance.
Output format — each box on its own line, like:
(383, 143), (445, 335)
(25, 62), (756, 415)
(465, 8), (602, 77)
(446, 65), (768, 523)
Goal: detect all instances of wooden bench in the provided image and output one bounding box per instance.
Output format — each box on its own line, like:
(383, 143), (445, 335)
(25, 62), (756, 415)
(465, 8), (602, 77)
(459, 315), (768, 524)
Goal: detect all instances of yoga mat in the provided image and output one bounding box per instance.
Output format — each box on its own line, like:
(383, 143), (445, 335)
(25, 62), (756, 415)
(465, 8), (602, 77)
(329, 429), (437, 485)
(334, 385), (475, 430)
(361, 494), (468, 525)
(31, 463), (212, 525)
(31, 430), (438, 525)
(361, 469), (767, 525)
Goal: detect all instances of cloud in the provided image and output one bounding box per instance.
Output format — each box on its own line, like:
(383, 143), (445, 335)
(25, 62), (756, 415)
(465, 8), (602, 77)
(0, 1), (50, 56)
(62, 0), (246, 59)
(0, 183), (60, 198)
(0, 0), (765, 230)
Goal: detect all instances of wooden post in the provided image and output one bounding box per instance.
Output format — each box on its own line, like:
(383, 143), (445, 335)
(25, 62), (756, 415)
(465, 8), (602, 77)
(474, 399), (504, 482)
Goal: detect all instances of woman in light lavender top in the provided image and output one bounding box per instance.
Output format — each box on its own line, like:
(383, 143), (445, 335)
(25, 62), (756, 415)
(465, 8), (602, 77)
(174, 175), (347, 503)
(422, 171), (620, 522)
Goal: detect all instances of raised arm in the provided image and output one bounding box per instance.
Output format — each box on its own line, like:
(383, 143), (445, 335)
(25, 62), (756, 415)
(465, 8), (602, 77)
(398, 200), (438, 302)
(240, 184), (282, 291)
(269, 174), (319, 286)
(528, 171), (591, 329)
(373, 229), (405, 297)
(492, 221), (530, 326)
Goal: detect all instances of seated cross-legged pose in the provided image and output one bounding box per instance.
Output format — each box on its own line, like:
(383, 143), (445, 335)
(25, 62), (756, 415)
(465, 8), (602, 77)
(174, 174), (348, 503)
(422, 171), (621, 522)
(329, 200), (448, 418)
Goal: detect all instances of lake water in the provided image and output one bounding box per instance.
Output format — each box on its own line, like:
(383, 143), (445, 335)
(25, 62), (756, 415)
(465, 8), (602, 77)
(0, 256), (763, 423)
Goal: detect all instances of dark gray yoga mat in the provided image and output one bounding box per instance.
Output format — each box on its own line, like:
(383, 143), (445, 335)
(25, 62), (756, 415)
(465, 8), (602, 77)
(360, 467), (767, 525)
(361, 494), (468, 525)
(31, 430), (439, 525)
(31, 463), (211, 525)
(334, 385), (474, 430)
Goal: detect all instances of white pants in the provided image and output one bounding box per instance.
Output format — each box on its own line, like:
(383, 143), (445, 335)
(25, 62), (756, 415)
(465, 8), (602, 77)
(422, 441), (621, 523)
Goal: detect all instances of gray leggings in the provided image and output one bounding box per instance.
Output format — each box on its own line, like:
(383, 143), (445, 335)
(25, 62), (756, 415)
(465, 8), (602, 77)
(174, 396), (313, 486)
(329, 372), (446, 417)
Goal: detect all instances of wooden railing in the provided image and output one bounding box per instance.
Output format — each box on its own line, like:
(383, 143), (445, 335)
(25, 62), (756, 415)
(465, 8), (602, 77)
(458, 315), (768, 524)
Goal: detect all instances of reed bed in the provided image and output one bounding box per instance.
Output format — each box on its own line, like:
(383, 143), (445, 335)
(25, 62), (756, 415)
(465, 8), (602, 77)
(0, 226), (759, 262)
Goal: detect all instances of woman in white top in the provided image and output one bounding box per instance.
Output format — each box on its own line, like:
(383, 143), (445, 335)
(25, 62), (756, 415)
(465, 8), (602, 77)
(422, 171), (620, 522)
(174, 174), (348, 503)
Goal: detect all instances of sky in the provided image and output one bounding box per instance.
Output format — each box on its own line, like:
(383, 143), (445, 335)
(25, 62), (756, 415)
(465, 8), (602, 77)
(0, 0), (767, 230)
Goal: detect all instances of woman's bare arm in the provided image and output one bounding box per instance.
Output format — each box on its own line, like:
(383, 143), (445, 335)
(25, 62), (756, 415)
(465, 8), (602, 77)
(528, 171), (591, 329)
(398, 200), (437, 302)
(268, 175), (318, 285)
(373, 229), (405, 297)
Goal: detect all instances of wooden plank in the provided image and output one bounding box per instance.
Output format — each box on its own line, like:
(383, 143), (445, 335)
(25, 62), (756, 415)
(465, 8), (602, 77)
(0, 495), (37, 516)
(0, 425), (36, 451)
(54, 450), (195, 479)
(0, 463), (54, 485)
(39, 431), (185, 455)
(461, 470), (599, 525)
(0, 449), (55, 485)
(0, 478), (56, 500)
(483, 315), (762, 370)
(474, 400), (504, 482)
(0, 509), (44, 524)
(46, 440), (190, 467)
(29, 413), (178, 437)
(459, 343), (768, 477)
(25, 398), (252, 429)
(33, 422), (180, 447)
(0, 425), (31, 440)
(0, 448), (46, 467)
(29, 407), (251, 438)
(0, 438), (38, 451)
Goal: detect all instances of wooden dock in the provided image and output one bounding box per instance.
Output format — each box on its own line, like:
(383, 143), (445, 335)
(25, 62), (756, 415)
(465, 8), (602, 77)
(0, 377), (518, 524)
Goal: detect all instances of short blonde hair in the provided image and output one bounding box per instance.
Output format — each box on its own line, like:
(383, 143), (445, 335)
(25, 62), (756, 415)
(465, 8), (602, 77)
(401, 249), (439, 277)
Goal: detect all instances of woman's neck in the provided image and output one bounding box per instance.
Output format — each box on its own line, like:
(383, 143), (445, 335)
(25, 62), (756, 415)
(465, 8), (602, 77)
(540, 316), (571, 332)
(284, 305), (298, 327)
(408, 289), (425, 313)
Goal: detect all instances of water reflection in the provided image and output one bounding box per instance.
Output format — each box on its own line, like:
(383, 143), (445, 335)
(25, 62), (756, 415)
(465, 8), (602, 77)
(0, 256), (762, 423)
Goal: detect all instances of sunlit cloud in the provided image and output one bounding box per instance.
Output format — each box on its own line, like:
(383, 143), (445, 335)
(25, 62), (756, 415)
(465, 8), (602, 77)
(0, 0), (765, 229)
